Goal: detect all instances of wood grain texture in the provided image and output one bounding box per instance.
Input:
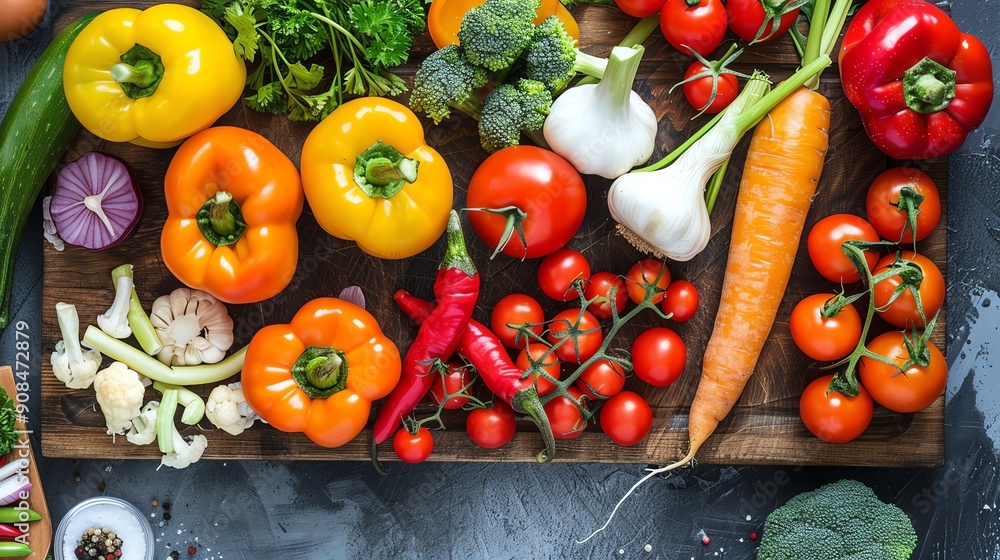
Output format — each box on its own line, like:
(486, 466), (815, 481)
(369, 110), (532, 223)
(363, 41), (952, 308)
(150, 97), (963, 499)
(0, 367), (51, 559)
(41, 3), (945, 466)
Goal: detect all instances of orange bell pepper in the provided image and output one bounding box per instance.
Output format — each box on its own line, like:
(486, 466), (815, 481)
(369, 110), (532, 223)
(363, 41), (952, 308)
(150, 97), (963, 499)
(241, 297), (402, 448)
(160, 127), (303, 304)
(427, 0), (579, 48)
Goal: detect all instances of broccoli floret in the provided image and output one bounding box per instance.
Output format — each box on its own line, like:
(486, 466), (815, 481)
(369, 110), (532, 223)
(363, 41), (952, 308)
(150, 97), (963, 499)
(757, 479), (918, 560)
(458, 0), (539, 71)
(478, 79), (552, 152)
(522, 15), (609, 91)
(409, 45), (488, 124)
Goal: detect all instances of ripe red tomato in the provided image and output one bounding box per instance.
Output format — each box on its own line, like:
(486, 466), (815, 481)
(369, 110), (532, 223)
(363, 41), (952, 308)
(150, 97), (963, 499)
(860, 332), (947, 413)
(538, 248), (591, 301)
(584, 272), (628, 319)
(466, 403), (517, 449)
(631, 327), (686, 387)
(544, 386), (588, 439)
(789, 294), (862, 362)
(393, 427), (434, 463)
(626, 259), (671, 305)
(726, 0), (799, 43)
(866, 167), (941, 243)
(872, 251), (944, 328)
(659, 0), (727, 57)
(576, 359), (626, 400)
(600, 391), (653, 446)
(799, 374), (873, 443)
(661, 280), (699, 322)
(614, 0), (668, 17)
(428, 362), (474, 410)
(807, 214), (880, 283)
(516, 343), (562, 396)
(491, 293), (544, 349)
(682, 61), (740, 115)
(547, 309), (603, 363)
(467, 146), (587, 259)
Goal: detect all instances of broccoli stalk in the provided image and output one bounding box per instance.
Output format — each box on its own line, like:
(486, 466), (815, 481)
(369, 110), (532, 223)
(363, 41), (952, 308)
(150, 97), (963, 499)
(757, 479), (918, 560)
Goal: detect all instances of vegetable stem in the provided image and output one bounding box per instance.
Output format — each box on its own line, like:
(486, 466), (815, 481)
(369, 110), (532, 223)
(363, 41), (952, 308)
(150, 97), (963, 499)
(731, 56), (830, 133)
(83, 326), (247, 385)
(197, 192), (248, 247)
(705, 157), (730, 214)
(111, 264), (162, 356)
(598, 46), (644, 113)
(291, 346), (349, 398)
(354, 141), (419, 198)
(576, 15), (659, 86)
(441, 210), (477, 277)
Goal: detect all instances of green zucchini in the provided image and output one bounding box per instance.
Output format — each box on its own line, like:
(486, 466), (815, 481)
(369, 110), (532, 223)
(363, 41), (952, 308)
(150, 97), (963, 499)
(0, 12), (99, 333)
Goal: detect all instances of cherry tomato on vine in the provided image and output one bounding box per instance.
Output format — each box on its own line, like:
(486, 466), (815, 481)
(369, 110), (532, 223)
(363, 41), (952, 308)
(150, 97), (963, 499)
(631, 327), (686, 387)
(659, 0), (727, 58)
(726, 0), (799, 43)
(466, 403), (516, 449)
(491, 293), (544, 349)
(866, 167), (941, 243)
(860, 331), (946, 413)
(789, 294), (862, 362)
(872, 251), (944, 328)
(428, 362), (474, 410)
(544, 386), (588, 440)
(600, 391), (653, 446)
(584, 272), (628, 319)
(614, 0), (667, 17)
(807, 214), (880, 283)
(538, 248), (591, 301)
(626, 259), (671, 305)
(516, 343), (562, 396)
(393, 427), (434, 463)
(799, 374), (873, 443)
(467, 146), (587, 259)
(661, 280), (699, 322)
(548, 309), (603, 363)
(576, 359), (626, 400)
(682, 59), (739, 115)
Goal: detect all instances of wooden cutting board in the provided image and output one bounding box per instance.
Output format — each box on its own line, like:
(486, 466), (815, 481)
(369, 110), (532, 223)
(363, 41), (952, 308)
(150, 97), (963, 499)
(0, 367), (52, 559)
(40, 2), (945, 466)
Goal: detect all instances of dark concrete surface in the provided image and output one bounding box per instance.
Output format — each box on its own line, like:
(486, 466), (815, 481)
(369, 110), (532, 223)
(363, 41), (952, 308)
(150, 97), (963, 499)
(2, 1), (999, 558)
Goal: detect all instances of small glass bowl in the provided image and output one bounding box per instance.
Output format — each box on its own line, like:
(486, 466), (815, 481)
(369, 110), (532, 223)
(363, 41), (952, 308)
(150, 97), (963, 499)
(55, 496), (154, 560)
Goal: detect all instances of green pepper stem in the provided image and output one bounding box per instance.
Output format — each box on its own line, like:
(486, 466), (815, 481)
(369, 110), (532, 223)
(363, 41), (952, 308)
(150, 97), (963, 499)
(441, 210), (477, 277)
(196, 192), (248, 247)
(510, 388), (556, 464)
(904, 58), (957, 113)
(291, 346), (349, 399)
(354, 141), (419, 198)
(110, 62), (157, 88)
(114, 44), (165, 99)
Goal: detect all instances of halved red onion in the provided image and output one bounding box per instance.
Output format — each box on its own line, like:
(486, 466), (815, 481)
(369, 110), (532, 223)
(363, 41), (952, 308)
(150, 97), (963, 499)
(49, 152), (143, 250)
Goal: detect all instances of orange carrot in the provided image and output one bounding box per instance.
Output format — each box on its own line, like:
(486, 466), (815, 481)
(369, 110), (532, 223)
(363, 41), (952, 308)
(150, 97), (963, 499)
(689, 86), (830, 457)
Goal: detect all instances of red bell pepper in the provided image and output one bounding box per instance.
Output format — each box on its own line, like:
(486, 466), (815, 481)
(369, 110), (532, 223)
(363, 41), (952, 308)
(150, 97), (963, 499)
(839, 0), (993, 160)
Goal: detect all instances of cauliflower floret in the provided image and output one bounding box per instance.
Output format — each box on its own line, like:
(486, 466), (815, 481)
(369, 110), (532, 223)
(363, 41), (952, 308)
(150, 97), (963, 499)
(158, 430), (207, 470)
(126, 401), (159, 445)
(205, 383), (259, 436)
(50, 303), (102, 389)
(93, 362), (145, 435)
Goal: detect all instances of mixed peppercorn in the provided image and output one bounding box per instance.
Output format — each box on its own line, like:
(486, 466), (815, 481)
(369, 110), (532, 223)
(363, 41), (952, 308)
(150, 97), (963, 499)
(74, 527), (123, 559)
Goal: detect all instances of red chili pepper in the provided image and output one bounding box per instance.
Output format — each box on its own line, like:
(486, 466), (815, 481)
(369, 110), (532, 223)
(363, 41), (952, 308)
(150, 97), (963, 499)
(839, 0), (993, 159)
(372, 211), (480, 443)
(393, 290), (556, 462)
(0, 523), (23, 539)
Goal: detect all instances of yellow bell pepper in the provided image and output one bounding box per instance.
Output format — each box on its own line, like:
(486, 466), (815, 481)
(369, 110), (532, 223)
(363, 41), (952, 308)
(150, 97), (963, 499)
(300, 98), (454, 260)
(62, 4), (245, 146)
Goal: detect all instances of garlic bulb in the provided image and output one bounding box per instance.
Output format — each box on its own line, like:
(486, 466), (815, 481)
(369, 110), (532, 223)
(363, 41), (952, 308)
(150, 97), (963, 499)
(543, 45), (657, 179)
(608, 74), (773, 261)
(151, 288), (234, 366)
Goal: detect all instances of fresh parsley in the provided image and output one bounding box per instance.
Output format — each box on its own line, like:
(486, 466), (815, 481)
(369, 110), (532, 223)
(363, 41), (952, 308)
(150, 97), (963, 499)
(0, 389), (17, 457)
(203, 0), (427, 122)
